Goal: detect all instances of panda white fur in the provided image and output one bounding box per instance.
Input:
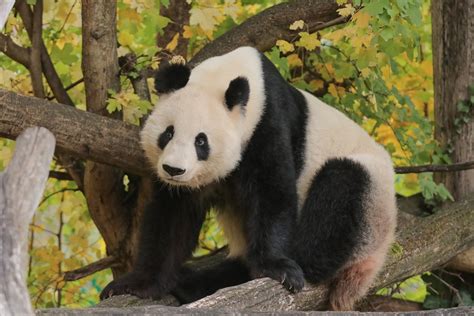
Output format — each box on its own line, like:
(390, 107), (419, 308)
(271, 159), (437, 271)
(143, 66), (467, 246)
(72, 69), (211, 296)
(101, 47), (397, 311)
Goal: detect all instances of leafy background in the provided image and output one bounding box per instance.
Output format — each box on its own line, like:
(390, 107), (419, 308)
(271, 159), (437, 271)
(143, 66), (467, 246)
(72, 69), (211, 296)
(0, 0), (466, 308)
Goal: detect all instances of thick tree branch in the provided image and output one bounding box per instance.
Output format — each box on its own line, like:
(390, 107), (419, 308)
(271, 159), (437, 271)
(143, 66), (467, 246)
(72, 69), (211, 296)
(0, 127), (55, 316)
(189, 0), (345, 66)
(0, 89), (146, 175)
(0, 33), (30, 68)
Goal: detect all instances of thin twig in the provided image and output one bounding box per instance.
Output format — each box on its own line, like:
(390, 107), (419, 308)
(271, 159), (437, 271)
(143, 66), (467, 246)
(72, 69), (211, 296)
(395, 161), (474, 174)
(63, 256), (119, 281)
(47, 78), (84, 101)
(49, 170), (73, 181)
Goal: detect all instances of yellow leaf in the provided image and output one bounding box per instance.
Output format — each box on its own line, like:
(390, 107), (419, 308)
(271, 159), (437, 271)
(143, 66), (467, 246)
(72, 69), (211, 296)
(360, 68), (371, 78)
(328, 83), (338, 97)
(295, 32), (320, 51)
(190, 7), (221, 32)
(183, 25), (194, 39)
(289, 20), (304, 30)
(337, 4), (355, 17)
(166, 33), (180, 52)
(310, 79), (325, 91)
(287, 54), (303, 68)
(118, 31), (134, 47)
(353, 11), (371, 28)
(276, 40), (294, 54)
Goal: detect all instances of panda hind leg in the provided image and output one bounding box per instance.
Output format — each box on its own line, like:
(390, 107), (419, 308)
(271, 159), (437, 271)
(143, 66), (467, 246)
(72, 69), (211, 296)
(292, 158), (372, 309)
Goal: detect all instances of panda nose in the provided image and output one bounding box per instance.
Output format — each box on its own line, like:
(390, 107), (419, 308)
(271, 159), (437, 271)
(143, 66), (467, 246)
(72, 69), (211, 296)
(163, 164), (186, 176)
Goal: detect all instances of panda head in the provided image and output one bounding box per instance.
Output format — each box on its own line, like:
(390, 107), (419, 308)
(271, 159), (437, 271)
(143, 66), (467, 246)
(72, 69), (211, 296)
(140, 62), (252, 189)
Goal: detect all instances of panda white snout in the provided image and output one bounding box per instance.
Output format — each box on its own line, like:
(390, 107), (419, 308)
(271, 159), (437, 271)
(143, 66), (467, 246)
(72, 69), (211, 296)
(162, 164), (186, 177)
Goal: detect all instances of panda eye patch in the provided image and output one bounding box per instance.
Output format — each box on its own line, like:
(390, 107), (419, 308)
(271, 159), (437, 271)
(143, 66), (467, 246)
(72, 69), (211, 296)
(158, 125), (174, 149)
(195, 133), (210, 161)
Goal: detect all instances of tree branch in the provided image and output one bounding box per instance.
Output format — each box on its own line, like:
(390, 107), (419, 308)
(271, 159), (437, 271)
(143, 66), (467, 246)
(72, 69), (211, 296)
(15, 0), (74, 106)
(0, 89), (146, 175)
(0, 33), (30, 68)
(49, 171), (73, 181)
(63, 256), (119, 282)
(30, 0), (45, 98)
(0, 127), (55, 316)
(395, 161), (474, 174)
(189, 0), (345, 66)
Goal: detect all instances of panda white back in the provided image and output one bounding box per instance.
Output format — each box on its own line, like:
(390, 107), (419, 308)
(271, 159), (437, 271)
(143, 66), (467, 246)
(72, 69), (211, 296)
(296, 90), (394, 210)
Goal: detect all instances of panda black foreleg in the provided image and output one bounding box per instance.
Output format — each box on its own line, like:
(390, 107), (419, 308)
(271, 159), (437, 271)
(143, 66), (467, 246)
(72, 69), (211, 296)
(172, 258), (251, 303)
(240, 174), (304, 293)
(100, 184), (207, 300)
(292, 158), (369, 284)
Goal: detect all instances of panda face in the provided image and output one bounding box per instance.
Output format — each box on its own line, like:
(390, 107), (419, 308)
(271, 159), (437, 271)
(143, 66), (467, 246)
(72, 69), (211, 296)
(141, 86), (243, 188)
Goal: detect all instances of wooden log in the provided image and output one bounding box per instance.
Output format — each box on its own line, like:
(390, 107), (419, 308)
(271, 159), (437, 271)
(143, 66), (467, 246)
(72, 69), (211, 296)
(0, 127), (56, 316)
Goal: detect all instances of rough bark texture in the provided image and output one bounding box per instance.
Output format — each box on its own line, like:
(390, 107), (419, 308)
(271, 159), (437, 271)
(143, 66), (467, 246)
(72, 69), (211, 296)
(432, 0), (474, 272)
(35, 307), (474, 315)
(0, 127), (55, 316)
(81, 0), (132, 276)
(189, 0), (343, 66)
(0, 89), (146, 175)
(432, 0), (474, 199)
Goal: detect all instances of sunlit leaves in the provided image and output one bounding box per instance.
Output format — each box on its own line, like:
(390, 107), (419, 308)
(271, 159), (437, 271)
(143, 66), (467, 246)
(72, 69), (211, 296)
(295, 32), (320, 51)
(276, 40), (294, 54)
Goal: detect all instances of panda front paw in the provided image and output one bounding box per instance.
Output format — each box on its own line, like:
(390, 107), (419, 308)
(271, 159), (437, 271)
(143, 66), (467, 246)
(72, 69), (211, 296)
(250, 257), (305, 293)
(100, 271), (164, 300)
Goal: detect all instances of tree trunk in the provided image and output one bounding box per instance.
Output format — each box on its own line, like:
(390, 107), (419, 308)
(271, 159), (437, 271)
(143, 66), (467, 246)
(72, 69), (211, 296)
(432, 0), (474, 199)
(81, 0), (132, 276)
(432, 0), (474, 271)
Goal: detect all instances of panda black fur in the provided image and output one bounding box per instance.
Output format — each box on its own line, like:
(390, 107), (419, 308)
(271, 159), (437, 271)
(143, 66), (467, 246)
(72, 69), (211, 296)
(100, 47), (397, 311)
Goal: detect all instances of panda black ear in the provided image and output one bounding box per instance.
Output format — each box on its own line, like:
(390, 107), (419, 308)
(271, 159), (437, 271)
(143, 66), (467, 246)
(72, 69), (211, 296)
(154, 63), (191, 94)
(225, 76), (250, 110)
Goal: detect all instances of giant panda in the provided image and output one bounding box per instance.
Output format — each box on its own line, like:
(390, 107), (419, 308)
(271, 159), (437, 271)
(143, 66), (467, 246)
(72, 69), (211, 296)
(100, 46), (397, 311)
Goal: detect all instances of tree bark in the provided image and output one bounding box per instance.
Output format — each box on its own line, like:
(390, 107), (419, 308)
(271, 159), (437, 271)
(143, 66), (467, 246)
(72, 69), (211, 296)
(0, 127), (55, 316)
(432, 0), (474, 199)
(189, 0), (343, 66)
(432, 0), (474, 272)
(0, 89), (145, 175)
(81, 0), (134, 276)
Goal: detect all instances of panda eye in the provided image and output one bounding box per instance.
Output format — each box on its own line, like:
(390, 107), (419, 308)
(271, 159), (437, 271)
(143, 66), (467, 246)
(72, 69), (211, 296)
(195, 133), (208, 147)
(165, 131), (173, 139)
